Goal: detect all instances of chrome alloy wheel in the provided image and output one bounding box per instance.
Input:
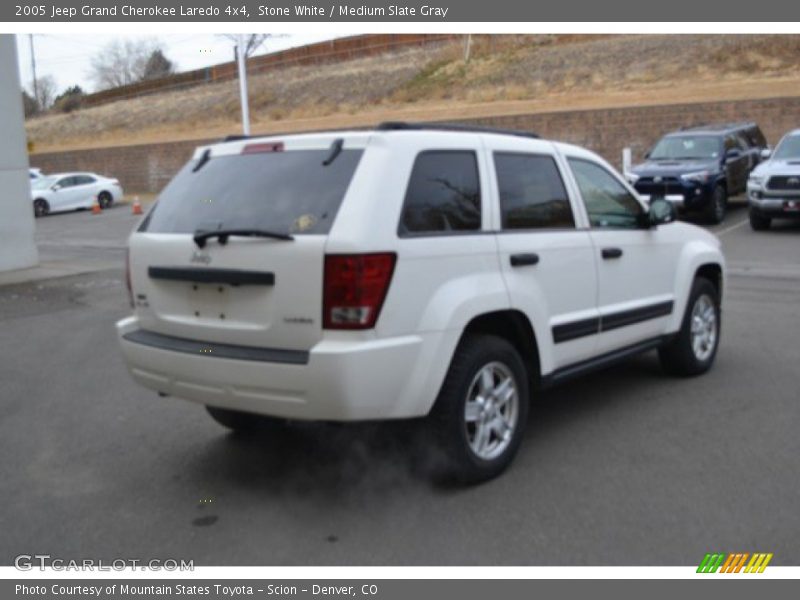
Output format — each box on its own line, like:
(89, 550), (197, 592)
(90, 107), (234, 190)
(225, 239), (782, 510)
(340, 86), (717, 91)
(690, 294), (717, 362)
(464, 361), (519, 461)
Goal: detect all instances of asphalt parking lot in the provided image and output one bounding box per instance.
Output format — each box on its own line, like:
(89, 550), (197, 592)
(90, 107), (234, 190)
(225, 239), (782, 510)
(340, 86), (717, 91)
(1, 199), (798, 566)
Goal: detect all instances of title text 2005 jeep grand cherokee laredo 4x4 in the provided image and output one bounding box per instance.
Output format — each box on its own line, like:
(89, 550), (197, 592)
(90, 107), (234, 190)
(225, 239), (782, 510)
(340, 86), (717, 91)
(117, 122), (725, 483)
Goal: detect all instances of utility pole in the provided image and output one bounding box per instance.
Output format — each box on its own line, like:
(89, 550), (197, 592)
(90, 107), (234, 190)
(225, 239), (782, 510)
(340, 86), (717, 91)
(235, 34), (251, 136)
(28, 34), (38, 106)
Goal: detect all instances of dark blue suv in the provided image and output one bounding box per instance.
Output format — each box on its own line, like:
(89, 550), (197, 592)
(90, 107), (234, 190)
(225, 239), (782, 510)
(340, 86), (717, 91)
(626, 122), (768, 224)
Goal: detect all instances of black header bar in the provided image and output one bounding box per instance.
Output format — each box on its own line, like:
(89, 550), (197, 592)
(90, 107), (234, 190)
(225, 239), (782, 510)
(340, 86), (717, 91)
(4, 1), (799, 22)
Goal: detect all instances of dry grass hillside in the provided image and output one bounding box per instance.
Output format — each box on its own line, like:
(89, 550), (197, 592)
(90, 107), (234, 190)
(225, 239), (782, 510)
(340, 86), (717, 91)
(27, 34), (800, 152)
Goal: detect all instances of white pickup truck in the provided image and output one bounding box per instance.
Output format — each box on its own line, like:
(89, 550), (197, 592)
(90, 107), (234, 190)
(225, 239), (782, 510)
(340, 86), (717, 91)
(117, 123), (725, 483)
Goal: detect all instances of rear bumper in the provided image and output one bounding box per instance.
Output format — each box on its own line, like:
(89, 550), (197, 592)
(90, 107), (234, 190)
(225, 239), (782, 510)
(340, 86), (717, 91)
(116, 316), (451, 421)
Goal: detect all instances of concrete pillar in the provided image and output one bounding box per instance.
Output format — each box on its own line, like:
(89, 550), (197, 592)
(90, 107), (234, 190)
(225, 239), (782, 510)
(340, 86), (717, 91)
(0, 34), (38, 272)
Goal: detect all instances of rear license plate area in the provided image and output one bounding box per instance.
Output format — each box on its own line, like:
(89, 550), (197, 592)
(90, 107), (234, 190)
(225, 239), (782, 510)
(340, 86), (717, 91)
(187, 282), (234, 320)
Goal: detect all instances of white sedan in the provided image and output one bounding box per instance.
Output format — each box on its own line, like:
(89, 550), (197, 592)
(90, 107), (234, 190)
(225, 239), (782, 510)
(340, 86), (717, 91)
(31, 172), (124, 217)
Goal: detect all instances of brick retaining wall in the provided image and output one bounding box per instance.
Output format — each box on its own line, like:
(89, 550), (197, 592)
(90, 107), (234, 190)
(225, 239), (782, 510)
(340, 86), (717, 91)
(30, 96), (800, 194)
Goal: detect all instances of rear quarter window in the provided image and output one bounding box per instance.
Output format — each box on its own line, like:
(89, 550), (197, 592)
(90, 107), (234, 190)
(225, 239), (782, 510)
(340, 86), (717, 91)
(399, 150), (481, 235)
(142, 148), (364, 235)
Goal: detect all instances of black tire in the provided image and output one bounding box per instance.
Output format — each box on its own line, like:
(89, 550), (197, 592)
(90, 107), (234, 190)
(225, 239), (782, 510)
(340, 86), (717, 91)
(658, 277), (721, 377)
(97, 191), (113, 209)
(704, 185), (727, 224)
(33, 198), (49, 218)
(427, 334), (529, 484)
(749, 210), (771, 231)
(205, 405), (285, 433)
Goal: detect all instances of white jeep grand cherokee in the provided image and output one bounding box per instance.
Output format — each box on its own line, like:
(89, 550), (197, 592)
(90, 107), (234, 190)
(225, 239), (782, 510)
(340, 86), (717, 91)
(117, 122), (725, 483)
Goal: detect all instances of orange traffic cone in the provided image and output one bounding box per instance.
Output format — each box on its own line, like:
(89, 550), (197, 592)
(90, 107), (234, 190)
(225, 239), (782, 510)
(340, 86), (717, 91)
(132, 196), (143, 215)
(91, 196), (102, 214)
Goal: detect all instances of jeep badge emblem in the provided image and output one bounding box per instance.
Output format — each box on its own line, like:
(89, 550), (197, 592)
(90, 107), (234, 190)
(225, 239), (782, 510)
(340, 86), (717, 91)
(190, 251), (211, 264)
(654, 176), (663, 183)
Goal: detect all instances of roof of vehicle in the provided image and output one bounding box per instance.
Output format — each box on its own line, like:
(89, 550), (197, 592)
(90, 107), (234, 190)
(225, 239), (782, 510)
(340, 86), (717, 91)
(201, 122), (550, 159)
(666, 122), (759, 136)
(47, 172), (102, 178)
(375, 121), (540, 139)
(198, 124), (612, 183)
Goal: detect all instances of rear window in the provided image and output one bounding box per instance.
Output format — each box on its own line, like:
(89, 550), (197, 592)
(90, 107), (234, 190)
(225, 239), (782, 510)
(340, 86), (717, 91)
(142, 148), (363, 235)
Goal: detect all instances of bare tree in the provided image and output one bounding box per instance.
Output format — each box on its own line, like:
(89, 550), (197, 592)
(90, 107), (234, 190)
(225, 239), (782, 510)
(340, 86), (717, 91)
(21, 90), (39, 118)
(89, 38), (173, 90)
(30, 75), (56, 111)
(142, 49), (175, 80)
(218, 34), (281, 58)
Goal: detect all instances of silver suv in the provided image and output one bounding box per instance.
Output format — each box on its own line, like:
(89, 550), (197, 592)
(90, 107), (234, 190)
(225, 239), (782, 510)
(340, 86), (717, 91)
(747, 129), (800, 230)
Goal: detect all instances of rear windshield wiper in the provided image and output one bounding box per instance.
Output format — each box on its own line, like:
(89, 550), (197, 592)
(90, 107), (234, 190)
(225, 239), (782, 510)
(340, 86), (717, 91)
(192, 149), (212, 173)
(193, 228), (294, 248)
(322, 138), (344, 166)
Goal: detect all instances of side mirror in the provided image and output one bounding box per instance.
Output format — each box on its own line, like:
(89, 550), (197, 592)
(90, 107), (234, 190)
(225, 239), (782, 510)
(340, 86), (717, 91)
(648, 198), (676, 227)
(725, 148), (742, 161)
(51, 184), (61, 192)
(644, 151), (651, 159)
(760, 147), (772, 160)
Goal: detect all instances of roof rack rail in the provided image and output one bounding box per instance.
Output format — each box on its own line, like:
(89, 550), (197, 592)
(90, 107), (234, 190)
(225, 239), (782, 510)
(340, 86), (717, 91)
(678, 121), (756, 133)
(377, 121), (540, 139)
(222, 134), (250, 142)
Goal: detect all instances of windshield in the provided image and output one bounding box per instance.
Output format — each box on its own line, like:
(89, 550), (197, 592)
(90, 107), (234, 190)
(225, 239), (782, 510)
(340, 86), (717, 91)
(142, 148), (364, 235)
(772, 135), (800, 160)
(31, 176), (58, 190)
(649, 135), (721, 160)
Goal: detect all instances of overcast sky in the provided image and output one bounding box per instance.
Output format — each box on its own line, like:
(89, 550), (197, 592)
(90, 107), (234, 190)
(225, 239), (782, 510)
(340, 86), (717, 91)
(15, 33), (339, 95)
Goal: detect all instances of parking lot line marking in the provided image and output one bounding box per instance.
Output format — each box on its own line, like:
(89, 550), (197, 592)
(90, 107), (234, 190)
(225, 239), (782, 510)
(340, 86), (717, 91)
(716, 218), (749, 236)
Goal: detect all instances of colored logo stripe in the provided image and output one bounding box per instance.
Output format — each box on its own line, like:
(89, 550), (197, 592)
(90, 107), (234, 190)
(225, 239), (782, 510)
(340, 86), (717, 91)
(698, 553), (773, 573)
(719, 553), (749, 573)
(745, 553), (773, 573)
(697, 553), (725, 573)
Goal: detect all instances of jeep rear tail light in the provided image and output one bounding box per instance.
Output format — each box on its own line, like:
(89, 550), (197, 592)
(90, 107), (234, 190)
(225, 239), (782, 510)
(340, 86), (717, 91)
(323, 253), (396, 329)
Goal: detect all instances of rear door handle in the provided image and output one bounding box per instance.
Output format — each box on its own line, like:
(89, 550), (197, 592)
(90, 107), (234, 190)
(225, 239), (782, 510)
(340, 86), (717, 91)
(510, 253), (540, 267)
(601, 247), (623, 259)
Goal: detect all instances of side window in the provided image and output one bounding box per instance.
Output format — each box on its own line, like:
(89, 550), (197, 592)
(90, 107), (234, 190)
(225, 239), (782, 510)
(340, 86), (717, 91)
(77, 175), (96, 185)
(734, 134), (749, 151)
(747, 127), (767, 148)
(58, 177), (75, 189)
(494, 153), (575, 230)
(724, 135), (738, 152)
(399, 151), (481, 235)
(568, 159), (644, 229)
